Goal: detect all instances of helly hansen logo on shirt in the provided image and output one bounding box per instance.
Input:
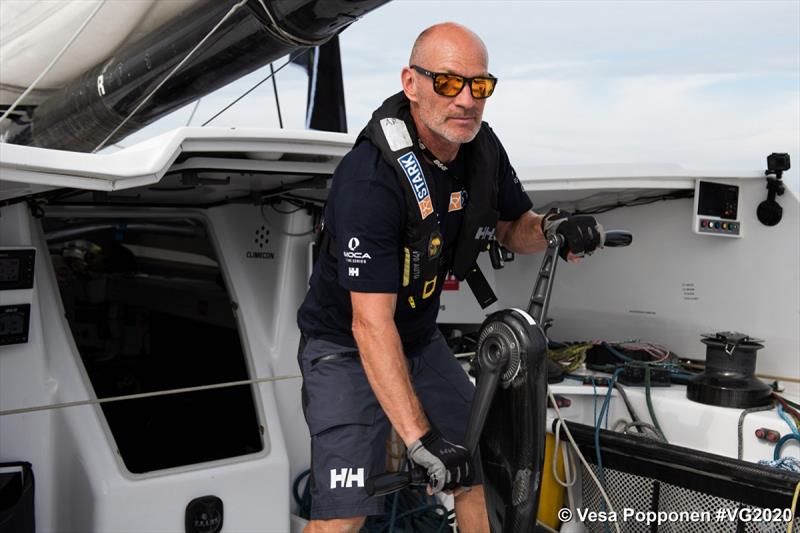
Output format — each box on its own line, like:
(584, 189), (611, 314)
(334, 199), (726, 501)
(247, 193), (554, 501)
(397, 152), (434, 219)
(330, 468), (364, 489)
(475, 226), (496, 240)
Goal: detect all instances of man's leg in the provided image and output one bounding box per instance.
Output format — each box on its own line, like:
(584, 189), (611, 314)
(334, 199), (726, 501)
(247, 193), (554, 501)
(304, 516), (365, 533)
(455, 485), (490, 533)
(299, 338), (390, 526)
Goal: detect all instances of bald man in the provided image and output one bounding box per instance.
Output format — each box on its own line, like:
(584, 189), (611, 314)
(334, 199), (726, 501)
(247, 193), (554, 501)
(297, 22), (602, 532)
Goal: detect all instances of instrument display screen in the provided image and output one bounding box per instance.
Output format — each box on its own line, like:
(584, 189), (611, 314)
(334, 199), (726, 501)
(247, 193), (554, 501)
(0, 312), (24, 335)
(0, 304), (30, 345)
(0, 249), (35, 290)
(697, 181), (739, 220)
(0, 258), (20, 282)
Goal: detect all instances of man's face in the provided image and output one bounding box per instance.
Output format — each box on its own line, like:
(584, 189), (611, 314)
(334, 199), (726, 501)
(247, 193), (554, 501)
(414, 70), (487, 146)
(407, 39), (489, 146)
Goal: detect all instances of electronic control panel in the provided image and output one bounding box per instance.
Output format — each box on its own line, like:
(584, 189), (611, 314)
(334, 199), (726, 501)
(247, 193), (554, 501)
(693, 180), (742, 238)
(0, 249), (36, 290)
(0, 304), (30, 345)
(0, 248), (36, 346)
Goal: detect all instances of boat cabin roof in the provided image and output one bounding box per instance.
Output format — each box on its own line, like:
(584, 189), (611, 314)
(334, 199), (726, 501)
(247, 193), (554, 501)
(0, 126), (767, 205)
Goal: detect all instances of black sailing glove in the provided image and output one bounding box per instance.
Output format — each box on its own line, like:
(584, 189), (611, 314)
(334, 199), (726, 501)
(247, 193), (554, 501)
(541, 209), (604, 260)
(407, 429), (472, 493)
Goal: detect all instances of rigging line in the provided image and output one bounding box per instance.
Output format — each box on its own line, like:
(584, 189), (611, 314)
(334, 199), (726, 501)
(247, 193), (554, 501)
(92, 0), (250, 153)
(305, 47), (320, 129)
(548, 389), (622, 533)
(552, 418), (577, 487)
(736, 402), (775, 460)
(0, 374), (301, 417)
(270, 63), (284, 128)
(185, 98), (202, 126)
(201, 50), (308, 127)
(788, 480), (800, 533)
(0, 0), (107, 125)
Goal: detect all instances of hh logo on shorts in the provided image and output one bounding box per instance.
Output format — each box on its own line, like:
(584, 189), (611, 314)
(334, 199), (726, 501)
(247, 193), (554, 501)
(330, 467), (365, 489)
(397, 152), (434, 219)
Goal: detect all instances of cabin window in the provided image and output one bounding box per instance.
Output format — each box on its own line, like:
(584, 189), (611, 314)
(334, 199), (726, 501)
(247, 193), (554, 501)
(43, 216), (263, 473)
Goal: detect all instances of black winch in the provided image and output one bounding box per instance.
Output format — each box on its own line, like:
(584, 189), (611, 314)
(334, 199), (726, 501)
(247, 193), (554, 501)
(687, 331), (772, 408)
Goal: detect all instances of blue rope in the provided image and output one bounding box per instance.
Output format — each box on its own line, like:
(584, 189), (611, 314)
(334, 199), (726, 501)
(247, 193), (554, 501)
(592, 377), (599, 430)
(292, 469), (312, 519)
(602, 342), (633, 362)
(774, 433), (800, 461)
(592, 368), (624, 533)
(777, 404), (800, 435)
(759, 456), (800, 473)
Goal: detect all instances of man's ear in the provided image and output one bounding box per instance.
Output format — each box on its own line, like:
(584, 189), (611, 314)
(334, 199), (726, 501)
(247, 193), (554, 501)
(401, 66), (417, 103)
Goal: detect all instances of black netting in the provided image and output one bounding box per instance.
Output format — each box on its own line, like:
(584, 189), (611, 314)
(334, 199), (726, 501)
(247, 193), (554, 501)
(579, 463), (800, 533)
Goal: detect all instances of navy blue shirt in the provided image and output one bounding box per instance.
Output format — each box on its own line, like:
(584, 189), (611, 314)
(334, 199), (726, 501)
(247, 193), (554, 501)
(297, 136), (533, 350)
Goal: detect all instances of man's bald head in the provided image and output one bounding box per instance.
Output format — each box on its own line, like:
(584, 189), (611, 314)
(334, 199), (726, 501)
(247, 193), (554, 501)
(402, 22), (491, 158)
(409, 22), (488, 70)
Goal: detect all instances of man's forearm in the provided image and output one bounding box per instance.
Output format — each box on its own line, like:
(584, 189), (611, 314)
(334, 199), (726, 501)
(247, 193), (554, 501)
(353, 319), (429, 446)
(496, 210), (548, 254)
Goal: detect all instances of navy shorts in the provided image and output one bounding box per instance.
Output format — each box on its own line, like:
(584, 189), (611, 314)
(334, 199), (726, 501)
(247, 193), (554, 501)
(297, 332), (481, 520)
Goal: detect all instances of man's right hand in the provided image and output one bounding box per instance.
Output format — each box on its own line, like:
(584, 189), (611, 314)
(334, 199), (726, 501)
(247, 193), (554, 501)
(541, 209), (604, 260)
(408, 429), (472, 493)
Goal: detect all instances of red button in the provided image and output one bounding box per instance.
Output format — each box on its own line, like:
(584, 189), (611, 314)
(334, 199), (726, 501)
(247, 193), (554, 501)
(443, 276), (459, 291)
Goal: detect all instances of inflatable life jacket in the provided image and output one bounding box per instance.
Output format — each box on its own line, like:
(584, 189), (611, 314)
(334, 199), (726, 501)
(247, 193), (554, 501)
(352, 91), (501, 310)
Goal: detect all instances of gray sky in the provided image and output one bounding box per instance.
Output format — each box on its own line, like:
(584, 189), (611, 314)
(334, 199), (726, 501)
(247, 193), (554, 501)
(121, 0), (800, 190)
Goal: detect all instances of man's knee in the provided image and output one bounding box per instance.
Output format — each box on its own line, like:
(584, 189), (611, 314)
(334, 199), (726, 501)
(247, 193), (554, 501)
(304, 516), (366, 533)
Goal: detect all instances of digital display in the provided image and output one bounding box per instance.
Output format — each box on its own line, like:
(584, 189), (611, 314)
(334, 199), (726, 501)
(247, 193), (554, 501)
(0, 312), (24, 335)
(0, 258), (20, 282)
(0, 304), (30, 344)
(697, 181), (739, 220)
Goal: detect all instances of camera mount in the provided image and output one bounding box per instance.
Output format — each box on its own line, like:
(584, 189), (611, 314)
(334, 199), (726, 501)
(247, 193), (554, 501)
(757, 153), (790, 227)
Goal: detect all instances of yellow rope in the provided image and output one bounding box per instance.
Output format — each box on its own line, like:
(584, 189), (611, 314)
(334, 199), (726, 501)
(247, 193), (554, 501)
(788, 480), (800, 533)
(548, 343), (592, 373)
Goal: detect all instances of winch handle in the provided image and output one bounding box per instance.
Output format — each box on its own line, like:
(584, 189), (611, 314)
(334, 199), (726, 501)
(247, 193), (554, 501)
(528, 229), (633, 329)
(364, 465), (427, 497)
(603, 230), (633, 248)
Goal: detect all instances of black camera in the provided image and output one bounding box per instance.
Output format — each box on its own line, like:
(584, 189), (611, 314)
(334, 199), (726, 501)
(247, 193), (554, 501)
(758, 152), (790, 227)
(767, 153), (790, 173)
